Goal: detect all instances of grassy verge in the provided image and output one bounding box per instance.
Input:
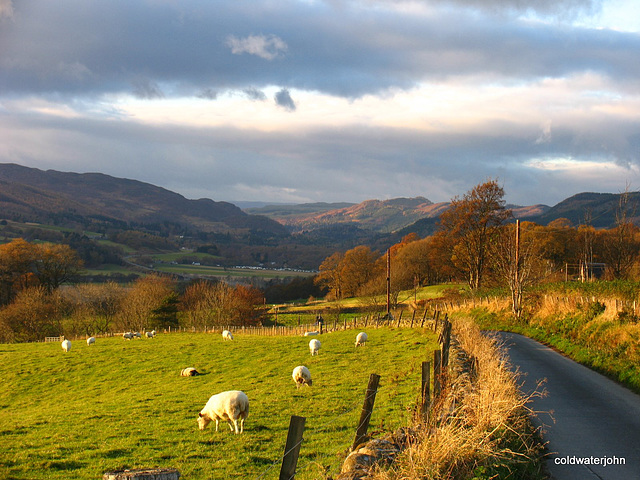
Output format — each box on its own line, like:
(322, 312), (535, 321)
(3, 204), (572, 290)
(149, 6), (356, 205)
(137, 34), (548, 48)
(460, 293), (640, 395)
(0, 327), (437, 480)
(371, 318), (546, 480)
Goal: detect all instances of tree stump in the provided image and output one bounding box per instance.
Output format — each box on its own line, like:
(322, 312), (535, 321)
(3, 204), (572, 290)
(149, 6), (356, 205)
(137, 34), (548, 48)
(103, 468), (180, 480)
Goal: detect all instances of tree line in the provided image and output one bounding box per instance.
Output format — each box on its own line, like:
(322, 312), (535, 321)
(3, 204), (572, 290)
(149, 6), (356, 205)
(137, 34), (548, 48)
(314, 180), (640, 317)
(0, 239), (266, 342)
(2, 179), (639, 341)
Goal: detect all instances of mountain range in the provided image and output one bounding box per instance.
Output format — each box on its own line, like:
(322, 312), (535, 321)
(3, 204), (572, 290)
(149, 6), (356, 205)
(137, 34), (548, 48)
(1, 163), (638, 244)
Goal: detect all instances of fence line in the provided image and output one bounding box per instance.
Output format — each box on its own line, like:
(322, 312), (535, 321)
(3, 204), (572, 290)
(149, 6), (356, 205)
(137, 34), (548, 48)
(251, 310), (453, 480)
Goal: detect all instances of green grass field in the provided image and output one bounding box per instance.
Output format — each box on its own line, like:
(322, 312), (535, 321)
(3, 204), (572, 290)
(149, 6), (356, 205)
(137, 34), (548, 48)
(0, 328), (437, 479)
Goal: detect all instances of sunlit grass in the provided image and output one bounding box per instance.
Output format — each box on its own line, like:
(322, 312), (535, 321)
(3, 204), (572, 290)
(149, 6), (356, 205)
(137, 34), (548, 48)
(0, 328), (437, 479)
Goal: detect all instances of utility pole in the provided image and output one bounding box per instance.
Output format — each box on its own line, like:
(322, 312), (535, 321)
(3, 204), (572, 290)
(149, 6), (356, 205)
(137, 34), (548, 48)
(386, 249), (391, 318)
(515, 219), (520, 287)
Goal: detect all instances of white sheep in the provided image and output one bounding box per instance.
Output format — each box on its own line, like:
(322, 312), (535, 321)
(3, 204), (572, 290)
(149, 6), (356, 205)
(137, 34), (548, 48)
(123, 332), (133, 340)
(87, 336), (96, 346)
(222, 330), (234, 341)
(309, 338), (321, 356)
(292, 365), (312, 388)
(61, 339), (71, 352)
(355, 332), (368, 347)
(145, 331), (154, 338)
(303, 331), (319, 336)
(181, 367), (200, 377)
(197, 390), (249, 434)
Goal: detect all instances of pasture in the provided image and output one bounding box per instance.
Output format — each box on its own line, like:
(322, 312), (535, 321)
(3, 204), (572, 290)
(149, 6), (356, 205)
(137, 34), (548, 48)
(0, 328), (437, 479)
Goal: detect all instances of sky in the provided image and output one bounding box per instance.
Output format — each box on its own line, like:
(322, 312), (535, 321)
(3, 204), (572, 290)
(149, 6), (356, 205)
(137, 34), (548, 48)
(1, 0), (640, 207)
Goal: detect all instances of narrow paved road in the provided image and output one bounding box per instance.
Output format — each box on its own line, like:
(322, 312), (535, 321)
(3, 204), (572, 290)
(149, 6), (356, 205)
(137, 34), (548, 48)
(491, 332), (640, 480)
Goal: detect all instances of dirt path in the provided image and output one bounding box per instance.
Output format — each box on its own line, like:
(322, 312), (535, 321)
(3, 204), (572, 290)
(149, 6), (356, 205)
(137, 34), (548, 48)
(491, 332), (640, 480)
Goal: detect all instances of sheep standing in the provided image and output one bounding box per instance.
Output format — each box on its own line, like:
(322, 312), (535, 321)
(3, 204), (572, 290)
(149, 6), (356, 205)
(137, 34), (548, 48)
(355, 332), (368, 347)
(309, 338), (321, 356)
(145, 331), (154, 338)
(292, 365), (312, 388)
(181, 367), (200, 377)
(61, 339), (71, 352)
(222, 330), (234, 341)
(87, 336), (96, 346)
(123, 332), (133, 340)
(197, 390), (249, 434)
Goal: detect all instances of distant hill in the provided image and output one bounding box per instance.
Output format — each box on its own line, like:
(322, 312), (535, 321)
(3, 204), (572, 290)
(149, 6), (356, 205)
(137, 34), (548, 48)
(246, 202), (355, 219)
(534, 192), (640, 228)
(0, 163), (288, 236)
(251, 197), (447, 233)
(252, 196), (553, 236)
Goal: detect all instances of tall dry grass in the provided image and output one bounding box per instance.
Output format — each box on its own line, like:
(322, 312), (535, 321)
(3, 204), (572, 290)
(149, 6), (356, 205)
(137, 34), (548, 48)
(371, 318), (545, 479)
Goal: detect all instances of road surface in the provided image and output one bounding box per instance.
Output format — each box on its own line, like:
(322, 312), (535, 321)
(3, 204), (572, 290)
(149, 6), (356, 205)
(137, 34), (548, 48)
(491, 332), (640, 480)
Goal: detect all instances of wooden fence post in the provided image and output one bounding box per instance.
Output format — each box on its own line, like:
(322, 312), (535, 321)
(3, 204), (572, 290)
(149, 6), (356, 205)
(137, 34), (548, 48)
(420, 309), (427, 328)
(410, 310), (416, 328)
(440, 317), (452, 369)
(396, 310), (402, 327)
(433, 350), (442, 399)
(352, 373), (381, 451)
(421, 361), (430, 418)
(279, 415), (306, 480)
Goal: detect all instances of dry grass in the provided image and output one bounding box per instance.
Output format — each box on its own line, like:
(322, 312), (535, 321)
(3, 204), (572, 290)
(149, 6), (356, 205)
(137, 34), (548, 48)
(371, 318), (546, 480)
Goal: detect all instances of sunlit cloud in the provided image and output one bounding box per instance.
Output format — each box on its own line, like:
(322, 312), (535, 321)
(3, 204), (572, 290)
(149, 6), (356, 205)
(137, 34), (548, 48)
(226, 34), (288, 60)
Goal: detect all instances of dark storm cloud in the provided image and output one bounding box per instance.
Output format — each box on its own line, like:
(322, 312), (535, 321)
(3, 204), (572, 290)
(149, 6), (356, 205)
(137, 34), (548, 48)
(275, 89), (296, 111)
(0, 0), (635, 99)
(197, 88), (218, 100)
(131, 77), (164, 100)
(244, 88), (267, 101)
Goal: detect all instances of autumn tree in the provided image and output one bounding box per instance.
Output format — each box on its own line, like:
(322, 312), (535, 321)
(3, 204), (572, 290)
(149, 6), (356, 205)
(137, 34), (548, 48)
(437, 180), (512, 289)
(340, 246), (379, 298)
(34, 243), (84, 292)
(0, 239), (39, 305)
(61, 282), (125, 336)
(596, 192), (640, 279)
(490, 221), (546, 318)
(0, 287), (65, 342)
(0, 239), (83, 305)
(315, 252), (345, 300)
(181, 280), (264, 328)
(115, 275), (177, 331)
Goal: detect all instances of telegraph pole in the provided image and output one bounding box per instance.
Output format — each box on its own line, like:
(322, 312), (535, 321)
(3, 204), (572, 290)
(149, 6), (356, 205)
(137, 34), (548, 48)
(386, 249), (391, 318)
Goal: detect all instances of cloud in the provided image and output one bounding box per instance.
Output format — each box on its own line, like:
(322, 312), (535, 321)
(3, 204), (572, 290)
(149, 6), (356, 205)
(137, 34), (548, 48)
(1, 0), (639, 208)
(197, 88), (218, 100)
(226, 34), (288, 60)
(439, 0), (601, 17)
(0, 0), (13, 20)
(244, 88), (267, 101)
(275, 88), (296, 111)
(131, 78), (164, 100)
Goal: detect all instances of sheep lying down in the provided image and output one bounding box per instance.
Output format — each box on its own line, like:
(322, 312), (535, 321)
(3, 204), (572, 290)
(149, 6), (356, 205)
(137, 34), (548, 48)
(198, 390), (249, 434)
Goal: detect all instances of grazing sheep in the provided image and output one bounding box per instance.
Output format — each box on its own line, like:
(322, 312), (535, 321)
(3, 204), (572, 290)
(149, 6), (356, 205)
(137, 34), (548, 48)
(303, 331), (319, 336)
(87, 336), (96, 346)
(222, 330), (234, 341)
(123, 332), (133, 340)
(145, 331), (154, 338)
(292, 365), (312, 388)
(181, 367), (200, 377)
(355, 332), (368, 347)
(133, 332), (142, 339)
(309, 338), (321, 356)
(61, 339), (71, 352)
(197, 390), (249, 434)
